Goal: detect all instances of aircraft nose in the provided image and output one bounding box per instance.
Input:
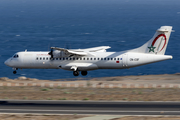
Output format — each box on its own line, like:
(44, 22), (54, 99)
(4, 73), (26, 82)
(4, 59), (10, 66)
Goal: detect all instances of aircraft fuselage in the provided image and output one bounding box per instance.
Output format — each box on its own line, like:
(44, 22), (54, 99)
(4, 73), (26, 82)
(5, 51), (172, 71)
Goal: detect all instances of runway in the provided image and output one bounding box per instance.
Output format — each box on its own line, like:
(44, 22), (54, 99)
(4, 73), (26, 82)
(0, 100), (180, 115)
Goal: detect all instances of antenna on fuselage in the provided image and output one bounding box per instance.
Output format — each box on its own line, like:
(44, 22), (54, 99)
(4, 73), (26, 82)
(65, 43), (71, 49)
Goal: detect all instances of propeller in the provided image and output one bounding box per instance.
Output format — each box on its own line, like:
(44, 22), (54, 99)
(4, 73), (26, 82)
(48, 48), (54, 60)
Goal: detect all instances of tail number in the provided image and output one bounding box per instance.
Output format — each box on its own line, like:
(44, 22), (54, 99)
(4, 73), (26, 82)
(130, 58), (139, 61)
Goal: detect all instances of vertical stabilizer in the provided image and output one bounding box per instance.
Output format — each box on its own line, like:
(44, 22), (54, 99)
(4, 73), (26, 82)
(131, 26), (173, 55)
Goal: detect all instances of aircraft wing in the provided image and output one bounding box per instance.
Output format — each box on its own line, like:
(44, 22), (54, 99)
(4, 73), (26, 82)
(82, 46), (111, 52)
(50, 47), (88, 56)
(50, 46), (111, 56)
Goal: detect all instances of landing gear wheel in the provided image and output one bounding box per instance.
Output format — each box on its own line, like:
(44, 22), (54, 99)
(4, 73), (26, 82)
(13, 71), (17, 74)
(81, 71), (88, 76)
(73, 71), (79, 76)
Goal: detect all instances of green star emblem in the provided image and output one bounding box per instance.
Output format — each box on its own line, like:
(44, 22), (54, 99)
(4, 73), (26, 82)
(148, 45), (156, 52)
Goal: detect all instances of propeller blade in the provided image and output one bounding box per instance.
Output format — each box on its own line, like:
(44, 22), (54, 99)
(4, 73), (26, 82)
(48, 49), (53, 59)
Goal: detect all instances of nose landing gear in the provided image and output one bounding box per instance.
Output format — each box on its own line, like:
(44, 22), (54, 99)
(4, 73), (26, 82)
(13, 71), (17, 74)
(12, 68), (18, 74)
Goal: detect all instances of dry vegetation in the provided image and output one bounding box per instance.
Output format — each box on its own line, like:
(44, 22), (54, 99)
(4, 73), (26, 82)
(0, 114), (88, 120)
(1, 86), (180, 101)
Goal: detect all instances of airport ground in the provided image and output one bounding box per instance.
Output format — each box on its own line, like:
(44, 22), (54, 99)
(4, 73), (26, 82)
(1, 114), (180, 120)
(1, 73), (180, 120)
(1, 73), (180, 101)
(1, 86), (180, 101)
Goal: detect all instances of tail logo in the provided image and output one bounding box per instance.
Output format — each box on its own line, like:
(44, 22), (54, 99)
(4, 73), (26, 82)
(148, 45), (156, 52)
(148, 34), (166, 53)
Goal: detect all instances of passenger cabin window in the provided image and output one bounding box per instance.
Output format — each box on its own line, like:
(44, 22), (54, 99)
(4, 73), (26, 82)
(40, 57), (42, 60)
(46, 57), (48, 60)
(56, 58), (58, 60)
(94, 58), (96, 60)
(114, 58), (116, 60)
(36, 57), (38, 60)
(43, 57), (45, 60)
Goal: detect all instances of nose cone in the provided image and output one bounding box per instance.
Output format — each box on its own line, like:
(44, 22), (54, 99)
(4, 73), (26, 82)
(4, 59), (10, 66)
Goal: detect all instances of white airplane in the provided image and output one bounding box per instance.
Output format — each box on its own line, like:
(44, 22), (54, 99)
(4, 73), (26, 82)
(5, 26), (173, 76)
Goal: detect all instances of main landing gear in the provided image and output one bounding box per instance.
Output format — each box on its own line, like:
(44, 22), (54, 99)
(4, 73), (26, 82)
(73, 71), (88, 76)
(81, 71), (87, 76)
(73, 71), (79, 76)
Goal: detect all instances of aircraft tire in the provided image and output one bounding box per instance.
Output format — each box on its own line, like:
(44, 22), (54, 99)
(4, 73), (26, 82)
(13, 71), (17, 74)
(73, 71), (79, 76)
(81, 71), (88, 76)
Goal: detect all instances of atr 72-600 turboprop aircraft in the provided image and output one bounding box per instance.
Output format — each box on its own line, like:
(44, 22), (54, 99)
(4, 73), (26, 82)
(5, 26), (173, 76)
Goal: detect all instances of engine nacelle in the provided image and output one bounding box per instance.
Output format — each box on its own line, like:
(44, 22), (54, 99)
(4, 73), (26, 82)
(52, 50), (68, 58)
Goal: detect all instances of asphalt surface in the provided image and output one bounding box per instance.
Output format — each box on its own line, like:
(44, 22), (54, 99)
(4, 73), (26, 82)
(0, 100), (180, 115)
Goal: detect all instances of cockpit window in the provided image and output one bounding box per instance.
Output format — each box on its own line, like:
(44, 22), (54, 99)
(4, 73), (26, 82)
(13, 54), (19, 58)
